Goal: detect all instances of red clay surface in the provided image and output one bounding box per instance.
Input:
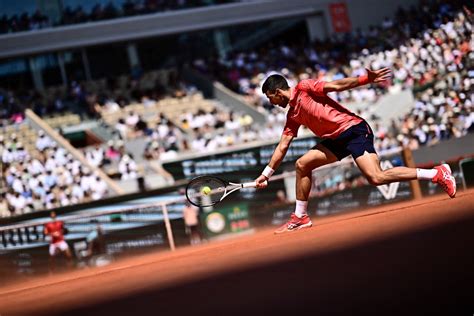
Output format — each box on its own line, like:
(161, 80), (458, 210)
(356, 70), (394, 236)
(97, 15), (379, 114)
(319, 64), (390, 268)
(1, 190), (474, 315)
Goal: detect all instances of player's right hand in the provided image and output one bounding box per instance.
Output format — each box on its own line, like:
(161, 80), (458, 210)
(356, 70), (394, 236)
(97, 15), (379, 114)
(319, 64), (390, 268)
(255, 175), (269, 189)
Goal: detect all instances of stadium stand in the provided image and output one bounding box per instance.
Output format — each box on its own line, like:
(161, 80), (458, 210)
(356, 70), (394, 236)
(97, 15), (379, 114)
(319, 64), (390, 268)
(1, 5), (474, 312)
(192, 0), (473, 152)
(0, 125), (110, 217)
(43, 113), (81, 129)
(0, 0), (471, 218)
(0, 0), (234, 34)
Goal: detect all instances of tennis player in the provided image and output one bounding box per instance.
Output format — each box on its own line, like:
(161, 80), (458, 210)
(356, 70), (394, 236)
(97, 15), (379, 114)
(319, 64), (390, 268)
(255, 69), (456, 234)
(44, 211), (73, 270)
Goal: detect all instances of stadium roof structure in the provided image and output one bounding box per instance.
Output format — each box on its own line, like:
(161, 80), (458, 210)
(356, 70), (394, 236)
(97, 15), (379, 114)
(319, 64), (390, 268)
(0, 0), (321, 59)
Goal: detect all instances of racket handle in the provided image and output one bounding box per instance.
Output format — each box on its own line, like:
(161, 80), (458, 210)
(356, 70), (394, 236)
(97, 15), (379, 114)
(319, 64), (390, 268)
(243, 181), (268, 188)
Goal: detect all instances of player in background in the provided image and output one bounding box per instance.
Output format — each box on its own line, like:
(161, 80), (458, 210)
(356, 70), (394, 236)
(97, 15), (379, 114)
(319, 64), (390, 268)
(254, 69), (456, 234)
(44, 211), (73, 271)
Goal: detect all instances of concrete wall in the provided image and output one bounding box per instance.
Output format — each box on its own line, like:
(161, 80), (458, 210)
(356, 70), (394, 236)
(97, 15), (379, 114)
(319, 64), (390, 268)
(345, 0), (419, 31)
(412, 133), (474, 166)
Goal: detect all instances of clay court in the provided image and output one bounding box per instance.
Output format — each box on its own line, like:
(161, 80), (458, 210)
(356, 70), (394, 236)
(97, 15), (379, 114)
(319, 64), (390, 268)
(1, 190), (473, 315)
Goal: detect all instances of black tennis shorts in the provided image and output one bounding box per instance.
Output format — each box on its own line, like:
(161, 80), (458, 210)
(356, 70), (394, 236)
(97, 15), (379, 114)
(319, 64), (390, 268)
(318, 121), (376, 161)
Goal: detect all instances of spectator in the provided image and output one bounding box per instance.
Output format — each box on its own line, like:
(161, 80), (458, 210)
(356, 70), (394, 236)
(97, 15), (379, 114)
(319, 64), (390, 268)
(9, 191), (27, 215)
(115, 118), (128, 139)
(0, 193), (11, 217)
(118, 154), (138, 180)
(183, 201), (203, 245)
(86, 221), (105, 257)
(92, 176), (108, 200)
(36, 130), (54, 151)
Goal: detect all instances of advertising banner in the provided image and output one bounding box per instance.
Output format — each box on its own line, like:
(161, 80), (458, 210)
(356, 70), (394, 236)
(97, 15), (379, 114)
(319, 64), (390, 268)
(329, 2), (352, 33)
(162, 136), (317, 180)
(201, 203), (252, 239)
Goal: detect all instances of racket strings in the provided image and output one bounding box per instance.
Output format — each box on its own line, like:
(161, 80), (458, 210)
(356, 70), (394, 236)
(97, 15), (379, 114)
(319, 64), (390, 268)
(186, 177), (227, 206)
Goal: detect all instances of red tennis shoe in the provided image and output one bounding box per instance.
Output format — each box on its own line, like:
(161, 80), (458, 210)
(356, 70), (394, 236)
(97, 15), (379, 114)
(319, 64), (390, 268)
(274, 213), (312, 234)
(432, 164), (456, 198)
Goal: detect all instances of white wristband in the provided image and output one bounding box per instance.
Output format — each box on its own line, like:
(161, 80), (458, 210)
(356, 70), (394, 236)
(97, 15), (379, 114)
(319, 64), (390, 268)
(262, 165), (275, 178)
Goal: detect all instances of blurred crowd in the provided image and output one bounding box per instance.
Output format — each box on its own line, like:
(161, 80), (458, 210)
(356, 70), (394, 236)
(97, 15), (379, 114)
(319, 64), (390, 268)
(372, 8), (473, 152)
(195, 1), (470, 105)
(0, 10), (49, 34)
(194, 0), (473, 152)
(0, 131), (109, 218)
(0, 87), (72, 127)
(0, 0), (233, 35)
(90, 93), (286, 178)
(1, 0), (473, 218)
(87, 71), (273, 169)
(82, 140), (140, 181)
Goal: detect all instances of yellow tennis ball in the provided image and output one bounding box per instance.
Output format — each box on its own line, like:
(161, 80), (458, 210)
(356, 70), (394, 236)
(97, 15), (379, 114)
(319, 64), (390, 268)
(201, 186), (211, 195)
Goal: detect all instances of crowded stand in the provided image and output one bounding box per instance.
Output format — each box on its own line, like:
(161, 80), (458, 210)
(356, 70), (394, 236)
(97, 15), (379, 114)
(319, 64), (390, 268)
(0, 0), (472, 219)
(0, 86), (80, 126)
(0, 10), (49, 34)
(1, 65), (277, 190)
(80, 67), (285, 165)
(82, 139), (139, 181)
(86, 68), (270, 173)
(193, 0), (473, 153)
(372, 8), (473, 152)
(90, 87), (282, 175)
(0, 0), (233, 35)
(0, 127), (109, 218)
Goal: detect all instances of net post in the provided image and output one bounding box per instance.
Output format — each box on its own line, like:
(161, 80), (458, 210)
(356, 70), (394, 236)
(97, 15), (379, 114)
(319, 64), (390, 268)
(401, 147), (423, 200)
(161, 203), (176, 251)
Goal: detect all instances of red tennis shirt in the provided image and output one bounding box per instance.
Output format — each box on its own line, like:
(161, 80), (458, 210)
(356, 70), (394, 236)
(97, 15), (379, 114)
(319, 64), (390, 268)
(282, 79), (363, 139)
(45, 221), (65, 244)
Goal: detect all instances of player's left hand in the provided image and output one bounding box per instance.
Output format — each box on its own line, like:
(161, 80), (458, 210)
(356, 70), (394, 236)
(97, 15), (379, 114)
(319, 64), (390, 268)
(366, 67), (392, 83)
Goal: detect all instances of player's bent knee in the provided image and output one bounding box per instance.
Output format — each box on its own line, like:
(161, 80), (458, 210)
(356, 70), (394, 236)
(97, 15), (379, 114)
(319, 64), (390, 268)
(295, 158), (308, 173)
(366, 173), (385, 186)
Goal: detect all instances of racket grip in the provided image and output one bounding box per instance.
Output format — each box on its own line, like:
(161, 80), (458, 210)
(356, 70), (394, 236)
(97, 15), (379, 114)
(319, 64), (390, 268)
(243, 181), (268, 188)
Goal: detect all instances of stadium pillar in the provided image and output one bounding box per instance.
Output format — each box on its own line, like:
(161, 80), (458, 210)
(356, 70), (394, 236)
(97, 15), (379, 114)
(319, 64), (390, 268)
(305, 14), (328, 42)
(213, 30), (231, 58)
(57, 52), (68, 86)
(126, 43), (141, 71)
(81, 48), (92, 81)
(36, 0), (62, 24)
(402, 147), (423, 200)
(161, 204), (176, 251)
(28, 57), (44, 91)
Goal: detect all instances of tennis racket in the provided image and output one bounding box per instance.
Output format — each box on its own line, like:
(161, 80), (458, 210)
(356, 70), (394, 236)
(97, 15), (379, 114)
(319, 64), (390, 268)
(185, 175), (267, 207)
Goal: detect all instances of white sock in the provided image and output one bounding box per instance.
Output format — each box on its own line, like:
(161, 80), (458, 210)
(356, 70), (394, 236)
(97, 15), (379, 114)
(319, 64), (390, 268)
(294, 200), (308, 218)
(416, 168), (438, 180)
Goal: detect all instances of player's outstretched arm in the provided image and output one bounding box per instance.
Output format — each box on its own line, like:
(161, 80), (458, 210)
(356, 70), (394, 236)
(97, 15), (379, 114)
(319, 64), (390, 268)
(255, 134), (294, 188)
(323, 68), (392, 93)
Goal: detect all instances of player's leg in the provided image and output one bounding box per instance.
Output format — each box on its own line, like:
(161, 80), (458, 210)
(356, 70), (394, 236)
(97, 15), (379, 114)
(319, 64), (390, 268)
(64, 247), (73, 259)
(295, 143), (339, 203)
(64, 247), (73, 267)
(275, 144), (338, 234)
(190, 226), (201, 245)
(354, 152), (417, 183)
(355, 152), (456, 198)
(59, 241), (74, 267)
(49, 244), (57, 273)
(346, 121), (456, 198)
